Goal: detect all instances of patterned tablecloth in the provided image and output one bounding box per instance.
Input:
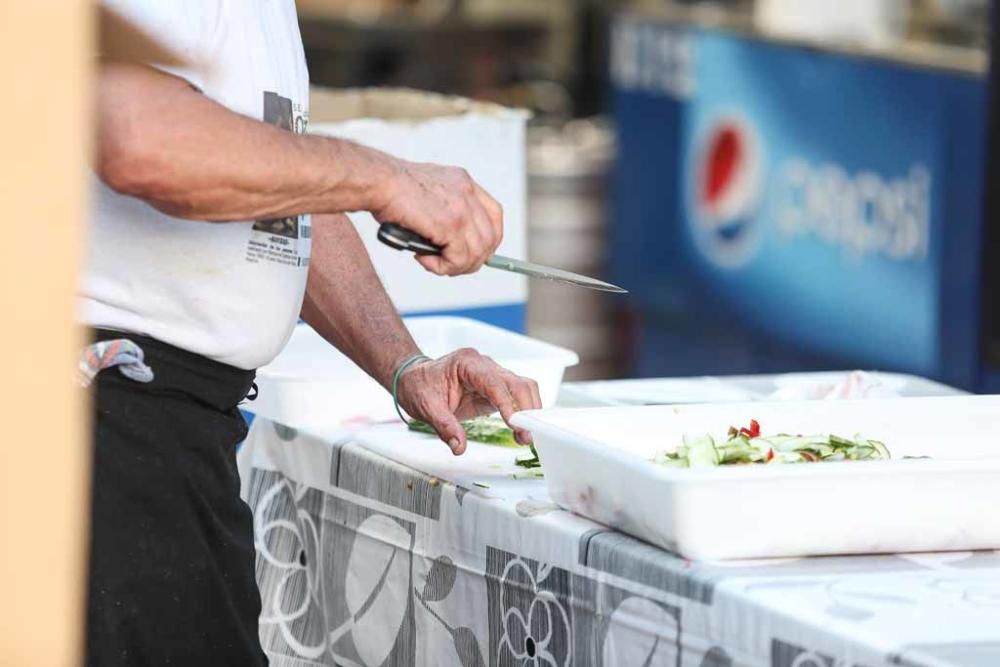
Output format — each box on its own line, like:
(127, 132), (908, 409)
(238, 375), (1000, 667)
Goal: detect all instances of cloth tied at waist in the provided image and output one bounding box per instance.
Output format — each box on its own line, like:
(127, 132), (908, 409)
(78, 338), (155, 388)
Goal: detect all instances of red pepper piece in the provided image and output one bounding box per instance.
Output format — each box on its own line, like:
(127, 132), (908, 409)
(739, 419), (762, 439)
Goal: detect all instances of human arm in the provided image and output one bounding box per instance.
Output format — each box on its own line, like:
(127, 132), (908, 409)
(301, 215), (541, 454)
(95, 62), (502, 275)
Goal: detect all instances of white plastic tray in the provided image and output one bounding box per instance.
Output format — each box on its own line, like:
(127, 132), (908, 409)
(557, 371), (961, 407)
(512, 396), (1000, 560)
(250, 317), (578, 432)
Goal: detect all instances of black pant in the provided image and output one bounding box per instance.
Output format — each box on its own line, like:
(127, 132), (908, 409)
(86, 330), (267, 666)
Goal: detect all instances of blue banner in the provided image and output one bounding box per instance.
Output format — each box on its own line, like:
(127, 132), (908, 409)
(612, 15), (986, 386)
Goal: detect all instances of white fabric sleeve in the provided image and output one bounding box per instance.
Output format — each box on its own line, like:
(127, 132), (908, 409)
(100, 0), (219, 92)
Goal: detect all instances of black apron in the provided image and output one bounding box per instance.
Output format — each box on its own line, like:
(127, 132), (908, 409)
(86, 329), (267, 666)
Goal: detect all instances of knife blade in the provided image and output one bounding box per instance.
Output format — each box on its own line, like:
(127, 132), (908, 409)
(377, 223), (628, 294)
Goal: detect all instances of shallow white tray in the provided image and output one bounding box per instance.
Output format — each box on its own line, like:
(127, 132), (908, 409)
(512, 396), (1000, 560)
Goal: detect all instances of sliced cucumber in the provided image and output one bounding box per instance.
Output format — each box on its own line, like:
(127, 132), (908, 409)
(409, 416), (519, 447)
(683, 434), (720, 467)
(868, 439), (891, 460)
(829, 434), (856, 449)
(653, 424), (896, 468)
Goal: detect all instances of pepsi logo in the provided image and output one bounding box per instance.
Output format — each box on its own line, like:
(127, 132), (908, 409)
(687, 114), (765, 268)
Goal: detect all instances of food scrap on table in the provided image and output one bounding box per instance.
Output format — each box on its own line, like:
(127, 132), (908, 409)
(409, 416), (519, 447)
(409, 416), (546, 478)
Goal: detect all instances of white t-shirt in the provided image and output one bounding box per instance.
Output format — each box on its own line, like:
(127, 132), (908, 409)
(81, 0), (312, 370)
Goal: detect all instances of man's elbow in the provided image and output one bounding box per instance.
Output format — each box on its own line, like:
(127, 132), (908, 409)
(97, 132), (201, 220)
(99, 139), (221, 220)
(98, 130), (164, 198)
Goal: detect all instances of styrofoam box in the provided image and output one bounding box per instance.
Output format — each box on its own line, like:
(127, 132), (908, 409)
(512, 396), (1000, 560)
(249, 317), (578, 433)
(755, 0), (909, 49)
(309, 88), (529, 316)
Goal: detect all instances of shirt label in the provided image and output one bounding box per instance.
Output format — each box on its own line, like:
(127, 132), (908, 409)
(246, 91), (311, 267)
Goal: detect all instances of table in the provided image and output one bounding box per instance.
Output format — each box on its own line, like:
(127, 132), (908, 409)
(239, 374), (1000, 667)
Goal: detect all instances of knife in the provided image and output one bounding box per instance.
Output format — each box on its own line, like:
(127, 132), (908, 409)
(376, 223), (628, 294)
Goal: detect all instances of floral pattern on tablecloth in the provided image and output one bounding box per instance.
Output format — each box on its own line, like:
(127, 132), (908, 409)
(247, 468), (419, 666)
(487, 548), (573, 666)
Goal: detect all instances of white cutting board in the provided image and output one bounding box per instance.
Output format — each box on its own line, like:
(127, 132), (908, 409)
(353, 424), (542, 499)
(512, 396), (1000, 560)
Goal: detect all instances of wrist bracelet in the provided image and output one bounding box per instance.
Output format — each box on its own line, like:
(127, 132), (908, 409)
(392, 353), (431, 423)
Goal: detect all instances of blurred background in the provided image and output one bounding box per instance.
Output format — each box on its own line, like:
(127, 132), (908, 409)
(305, 0), (992, 387)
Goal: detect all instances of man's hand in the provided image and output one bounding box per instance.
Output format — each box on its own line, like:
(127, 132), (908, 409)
(373, 160), (503, 276)
(395, 349), (542, 455)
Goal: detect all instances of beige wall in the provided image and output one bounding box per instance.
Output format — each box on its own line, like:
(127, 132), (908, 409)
(0, 1), (91, 665)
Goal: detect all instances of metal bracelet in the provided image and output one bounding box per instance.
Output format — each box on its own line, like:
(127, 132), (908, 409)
(391, 353), (431, 423)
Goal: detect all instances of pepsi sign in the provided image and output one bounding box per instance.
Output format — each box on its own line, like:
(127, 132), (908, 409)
(687, 113), (765, 268)
(774, 159), (931, 262)
(687, 111), (932, 269)
(613, 20), (986, 385)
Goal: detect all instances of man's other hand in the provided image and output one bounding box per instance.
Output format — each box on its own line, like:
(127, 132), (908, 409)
(395, 348), (542, 455)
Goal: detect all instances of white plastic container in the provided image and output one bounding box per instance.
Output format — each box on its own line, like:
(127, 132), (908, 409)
(512, 396), (1000, 560)
(249, 317), (578, 432)
(561, 371), (960, 407)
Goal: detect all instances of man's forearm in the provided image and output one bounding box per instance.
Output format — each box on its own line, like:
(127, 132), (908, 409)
(97, 62), (397, 222)
(300, 214), (421, 390)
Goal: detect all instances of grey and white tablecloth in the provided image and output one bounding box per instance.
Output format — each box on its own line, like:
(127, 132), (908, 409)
(239, 375), (1000, 667)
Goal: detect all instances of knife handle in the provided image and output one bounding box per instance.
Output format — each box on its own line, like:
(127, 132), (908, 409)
(377, 223), (443, 256)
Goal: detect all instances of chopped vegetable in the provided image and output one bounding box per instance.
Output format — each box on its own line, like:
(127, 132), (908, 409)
(684, 435), (720, 467)
(653, 419), (892, 468)
(515, 444), (542, 470)
(409, 416), (519, 447)
(729, 418), (762, 440)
